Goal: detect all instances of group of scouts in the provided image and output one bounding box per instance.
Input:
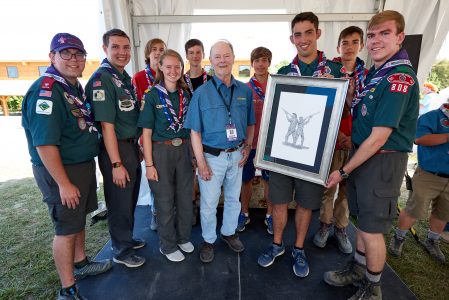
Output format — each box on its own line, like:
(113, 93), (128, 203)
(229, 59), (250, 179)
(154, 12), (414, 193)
(21, 9), (448, 300)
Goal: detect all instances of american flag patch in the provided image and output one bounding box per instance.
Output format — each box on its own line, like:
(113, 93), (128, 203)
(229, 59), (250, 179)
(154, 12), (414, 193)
(39, 89), (52, 97)
(93, 81), (102, 87)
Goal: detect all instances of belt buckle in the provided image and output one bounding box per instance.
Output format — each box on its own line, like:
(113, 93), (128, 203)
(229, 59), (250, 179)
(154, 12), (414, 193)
(171, 138), (182, 147)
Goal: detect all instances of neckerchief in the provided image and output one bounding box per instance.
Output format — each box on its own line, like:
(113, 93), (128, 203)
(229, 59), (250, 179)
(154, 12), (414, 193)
(332, 57), (367, 101)
(440, 103), (449, 119)
(154, 83), (187, 132)
(249, 76), (265, 100)
(145, 65), (156, 88)
(289, 51), (327, 77)
(352, 48), (412, 110)
(99, 58), (137, 106)
(185, 70), (208, 94)
(43, 65), (97, 132)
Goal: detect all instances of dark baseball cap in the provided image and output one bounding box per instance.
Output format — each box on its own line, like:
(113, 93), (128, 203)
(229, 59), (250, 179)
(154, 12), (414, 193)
(50, 33), (86, 54)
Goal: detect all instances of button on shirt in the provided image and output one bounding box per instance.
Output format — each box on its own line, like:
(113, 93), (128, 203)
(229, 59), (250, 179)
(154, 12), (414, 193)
(416, 109), (449, 174)
(184, 76), (255, 149)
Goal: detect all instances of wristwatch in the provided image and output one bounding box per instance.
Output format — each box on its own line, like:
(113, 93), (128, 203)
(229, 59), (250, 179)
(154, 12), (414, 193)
(112, 161), (122, 168)
(339, 168), (349, 179)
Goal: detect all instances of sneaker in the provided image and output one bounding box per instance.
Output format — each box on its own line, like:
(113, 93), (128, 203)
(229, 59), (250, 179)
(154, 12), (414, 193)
(388, 234), (405, 257)
(236, 213), (250, 232)
(132, 239), (146, 250)
(178, 242), (195, 253)
(313, 222), (332, 248)
(200, 242), (214, 263)
(334, 227), (353, 254)
(292, 248), (309, 278)
(74, 257), (112, 281)
(221, 234), (245, 252)
(160, 248), (185, 262)
(441, 231), (449, 244)
(150, 213), (158, 231)
(257, 243), (285, 267)
(348, 277), (382, 300)
(113, 254), (145, 268)
(423, 238), (446, 262)
(323, 259), (366, 287)
(57, 286), (86, 300)
(265, 215), (274, 235)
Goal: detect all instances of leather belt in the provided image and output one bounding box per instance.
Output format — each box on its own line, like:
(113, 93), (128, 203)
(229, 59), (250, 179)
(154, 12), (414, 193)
(153, 138), (188, 147)
(203, 142), (243, 156)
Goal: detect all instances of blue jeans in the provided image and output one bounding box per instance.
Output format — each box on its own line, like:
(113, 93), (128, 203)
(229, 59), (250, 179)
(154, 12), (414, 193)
(199, 150), (243, 243)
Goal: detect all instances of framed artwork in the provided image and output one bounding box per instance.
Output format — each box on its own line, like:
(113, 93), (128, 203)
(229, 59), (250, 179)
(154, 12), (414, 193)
(254, 74), (349, 186)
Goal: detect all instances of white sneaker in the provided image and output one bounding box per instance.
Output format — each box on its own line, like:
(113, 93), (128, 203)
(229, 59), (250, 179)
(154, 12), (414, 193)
(160, 248), (185, 262)
(178, 242), (195, 253)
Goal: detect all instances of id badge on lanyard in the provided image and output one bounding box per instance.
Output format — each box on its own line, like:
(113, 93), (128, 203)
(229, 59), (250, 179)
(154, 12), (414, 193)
(226, 122), (238, 141)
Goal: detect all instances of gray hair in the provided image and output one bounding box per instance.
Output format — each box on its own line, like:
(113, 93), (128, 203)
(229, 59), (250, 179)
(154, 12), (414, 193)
(209, 39), (234, 56)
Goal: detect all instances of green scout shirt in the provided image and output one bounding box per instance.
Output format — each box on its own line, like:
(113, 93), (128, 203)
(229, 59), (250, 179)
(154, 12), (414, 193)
(86, 64), (141, 140)
(137, 87), (190, 141)
(352, 65), (419, 152)
(22, 76), (99, 165)
(277, 53), (343, 78)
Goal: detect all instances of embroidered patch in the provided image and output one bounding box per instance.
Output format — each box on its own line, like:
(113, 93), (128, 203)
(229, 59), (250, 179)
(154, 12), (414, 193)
(112, 77), (122, 88)
(237, 97), (246, 101)
(78, 118), (87, 130)
(39, 89), (52, 97)
(64, 92), (74, 104)
(36, 99), (53, 115)
(93, 90), (105, 101)
(93, 81), (102, 87)
(156, 104), (164, 109)
(118, 98), (134, 112)
(361, 104), (367, 116)
(387, 73), (414, 94)
(440, 118), (449, 128)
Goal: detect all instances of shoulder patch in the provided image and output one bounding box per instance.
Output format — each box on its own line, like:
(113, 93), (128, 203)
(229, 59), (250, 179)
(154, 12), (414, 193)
(36, 99), (53, 115)
(387, 73), (414, 94)
(440, 118), (449, 128)
(39, 89), (52, 97)
(40, 77), (55, 90)
(93, 90), (105, 101)
(93, 81), (102, 87)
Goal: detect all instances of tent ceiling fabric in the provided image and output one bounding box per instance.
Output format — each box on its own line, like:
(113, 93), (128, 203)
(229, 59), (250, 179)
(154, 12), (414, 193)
(100, 0), (449, 86)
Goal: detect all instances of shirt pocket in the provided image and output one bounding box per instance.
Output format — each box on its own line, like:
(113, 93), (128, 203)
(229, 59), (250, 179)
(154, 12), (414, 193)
(201, 103), (227, 134)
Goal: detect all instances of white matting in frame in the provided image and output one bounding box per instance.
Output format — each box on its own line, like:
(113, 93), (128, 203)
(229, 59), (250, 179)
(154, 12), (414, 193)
(255, 74), (349, 186)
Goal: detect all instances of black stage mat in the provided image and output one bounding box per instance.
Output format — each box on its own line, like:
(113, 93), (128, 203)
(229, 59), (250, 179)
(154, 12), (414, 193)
(78, 206), (417, 300)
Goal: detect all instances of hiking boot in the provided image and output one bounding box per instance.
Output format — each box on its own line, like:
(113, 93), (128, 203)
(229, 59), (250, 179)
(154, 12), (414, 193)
(423, 238), (446, 262)
(178, 242), (195, 253)
(348, 278), (382, 300)
(132, 238), (146, 250)
(323, 259), (366, 287)
(313, 222), (332, 248)
(113, 254), (145, 268)
(265, 215), (274, 235)
(200, 242), (214, 263)
(236, 213), (250, 232)
(221, 234), (245, 252)
(292, 248), (309, 278)
(74, 257), (112, 281)
(57, 285), (87, 300)
(388, 234), (405, 257)
(160, 248), (185, 262)
(257, 243), (285, 267)
(335, 227), (353, 254)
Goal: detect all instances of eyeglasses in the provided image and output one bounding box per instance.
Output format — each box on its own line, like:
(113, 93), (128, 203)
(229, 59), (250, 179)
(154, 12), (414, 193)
(58, 50), (87, 62)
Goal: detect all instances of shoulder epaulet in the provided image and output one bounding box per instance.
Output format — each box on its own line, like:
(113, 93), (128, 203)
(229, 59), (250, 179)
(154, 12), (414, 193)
(92, 71), (103, 80)
(40, 76), (56, 90)
(396, 65), (416, 75)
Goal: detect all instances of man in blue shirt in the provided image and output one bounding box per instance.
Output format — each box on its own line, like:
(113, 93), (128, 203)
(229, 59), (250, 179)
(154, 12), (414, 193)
(389, 105), (449, 262)
(185, 40), (255, 263)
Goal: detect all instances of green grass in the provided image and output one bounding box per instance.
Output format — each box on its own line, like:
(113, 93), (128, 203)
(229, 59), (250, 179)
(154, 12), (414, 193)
(0, 178), (109, 299)
(0, 176), (448, 299)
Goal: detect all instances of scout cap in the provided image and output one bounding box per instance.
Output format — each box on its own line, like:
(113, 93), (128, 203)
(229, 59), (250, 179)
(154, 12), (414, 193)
(50, 33), (86, 54)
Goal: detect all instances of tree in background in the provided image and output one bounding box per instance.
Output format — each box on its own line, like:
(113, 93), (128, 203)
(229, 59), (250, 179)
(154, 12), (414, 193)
(428, 59), (449, 90)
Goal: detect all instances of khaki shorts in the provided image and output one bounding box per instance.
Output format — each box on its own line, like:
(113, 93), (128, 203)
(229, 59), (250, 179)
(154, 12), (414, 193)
(404, 167), (449, 221)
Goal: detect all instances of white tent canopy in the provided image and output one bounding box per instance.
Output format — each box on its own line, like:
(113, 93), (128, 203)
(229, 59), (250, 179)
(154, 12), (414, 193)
(100, 0), (449, 86)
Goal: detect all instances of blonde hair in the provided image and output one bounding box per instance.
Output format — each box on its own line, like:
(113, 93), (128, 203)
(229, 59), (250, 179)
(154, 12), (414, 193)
(368, 10), (405, 34)
(144, 38), (166, 65)
(155, 49), (188, 91)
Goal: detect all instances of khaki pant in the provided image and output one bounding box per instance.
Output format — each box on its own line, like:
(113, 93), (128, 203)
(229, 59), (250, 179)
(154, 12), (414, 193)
(319, 149), (350, 228)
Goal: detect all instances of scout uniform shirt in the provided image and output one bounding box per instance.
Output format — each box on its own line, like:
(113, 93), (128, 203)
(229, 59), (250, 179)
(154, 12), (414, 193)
(277, 51), (343, 78)
(137, 87), (190, 141)
(22, 75), (99, 166)
(86, 60), (141, 139)
(352, 51), (419, 152)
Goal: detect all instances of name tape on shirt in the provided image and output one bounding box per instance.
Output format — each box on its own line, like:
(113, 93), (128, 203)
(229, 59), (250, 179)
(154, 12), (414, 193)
(387, 73), (415, 94)
(36, 99), (53, 115)
(93, 89), (105, 101)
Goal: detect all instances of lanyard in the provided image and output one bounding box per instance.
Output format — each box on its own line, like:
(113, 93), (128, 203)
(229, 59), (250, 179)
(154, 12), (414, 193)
(211, 77), (235, 123)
